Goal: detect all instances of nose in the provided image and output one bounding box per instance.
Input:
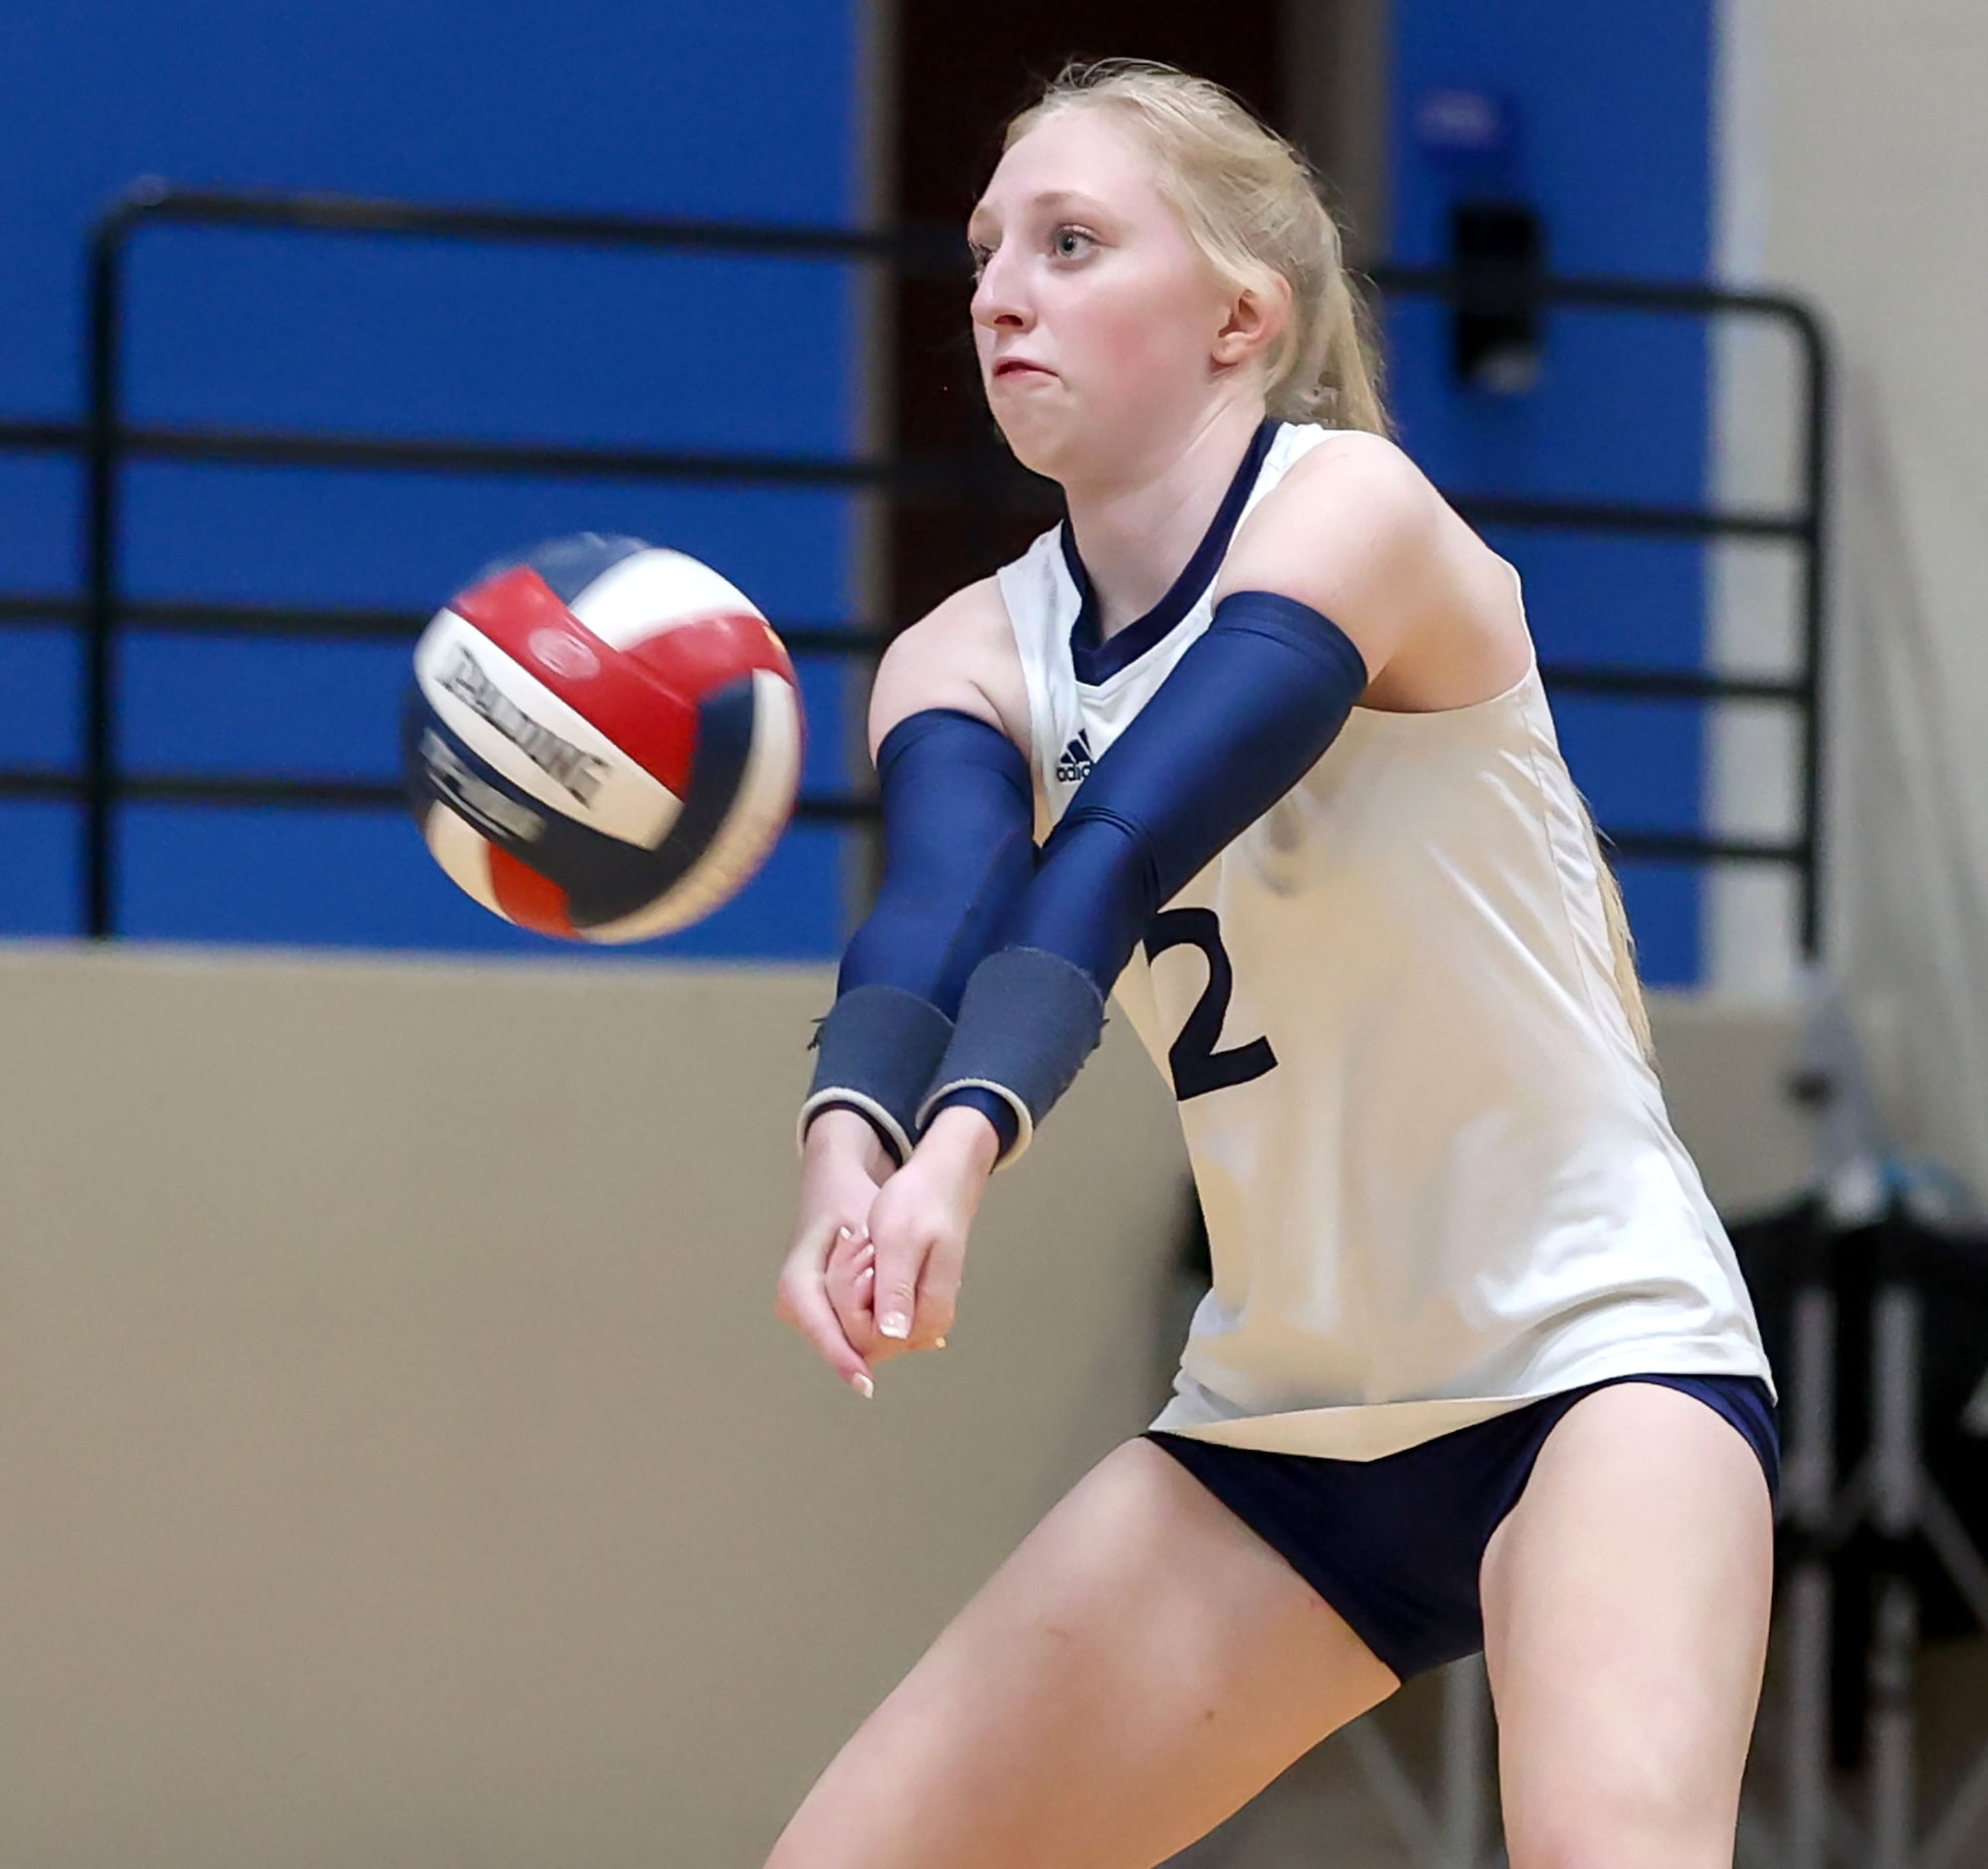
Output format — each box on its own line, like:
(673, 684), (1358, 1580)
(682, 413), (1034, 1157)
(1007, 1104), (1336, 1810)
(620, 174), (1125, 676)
(970, 245), (1031, 334)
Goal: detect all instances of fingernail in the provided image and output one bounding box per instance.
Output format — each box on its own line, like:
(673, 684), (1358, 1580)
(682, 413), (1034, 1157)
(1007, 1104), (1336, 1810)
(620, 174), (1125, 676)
(880, 1311), (910, 1341)
(837, 1226), (853, 1240)
(859, 1265), (876, 1284)
(935, 1337), (948, 1350)
(852, 1371), (875, 1400)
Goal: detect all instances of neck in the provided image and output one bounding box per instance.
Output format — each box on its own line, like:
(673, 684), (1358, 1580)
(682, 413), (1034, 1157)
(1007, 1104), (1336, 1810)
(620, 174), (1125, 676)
(1061, 400), (1268, 639)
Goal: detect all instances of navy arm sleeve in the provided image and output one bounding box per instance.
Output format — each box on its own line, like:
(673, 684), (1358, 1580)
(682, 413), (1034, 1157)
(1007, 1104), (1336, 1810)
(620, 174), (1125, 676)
(798, 708), (1036, 1162)
(918, 591), (1369, 1162)
(837, 709), (1037, 1011)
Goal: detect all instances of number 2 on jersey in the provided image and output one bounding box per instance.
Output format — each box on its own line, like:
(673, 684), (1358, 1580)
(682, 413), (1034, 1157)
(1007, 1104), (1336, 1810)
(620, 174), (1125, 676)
(1143, 908), (1278, 1102)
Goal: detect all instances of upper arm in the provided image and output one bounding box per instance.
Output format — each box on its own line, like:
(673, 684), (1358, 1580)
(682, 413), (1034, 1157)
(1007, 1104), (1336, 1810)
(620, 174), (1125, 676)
(1214, 432), (1515, 689)
(867, 577), (1033, 764)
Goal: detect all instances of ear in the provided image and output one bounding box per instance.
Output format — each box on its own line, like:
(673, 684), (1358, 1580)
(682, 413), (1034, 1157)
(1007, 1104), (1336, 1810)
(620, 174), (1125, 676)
(1211, 275), (1291, 370)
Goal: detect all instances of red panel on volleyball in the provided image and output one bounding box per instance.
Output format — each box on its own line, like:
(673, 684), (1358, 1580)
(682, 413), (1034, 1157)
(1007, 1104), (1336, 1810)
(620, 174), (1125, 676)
(451, 567), (700, 795)
(488, 843), (579, 938)
(624, 612), (797, 700)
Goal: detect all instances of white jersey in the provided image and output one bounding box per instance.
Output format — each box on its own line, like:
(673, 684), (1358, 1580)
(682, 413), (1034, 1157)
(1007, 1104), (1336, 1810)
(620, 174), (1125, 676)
(998, 421), (1771, 1460)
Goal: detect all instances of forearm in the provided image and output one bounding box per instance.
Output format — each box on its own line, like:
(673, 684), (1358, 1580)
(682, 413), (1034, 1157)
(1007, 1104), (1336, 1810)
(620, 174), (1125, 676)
(1013, 592), (1369, 991)
(801, 708), (1037, 1162)
(922, 591), (1369, 1161)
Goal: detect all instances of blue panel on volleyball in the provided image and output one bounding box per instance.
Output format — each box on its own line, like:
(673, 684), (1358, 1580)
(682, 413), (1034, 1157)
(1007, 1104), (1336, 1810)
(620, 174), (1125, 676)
(401, 671), (763, 931)
(485, 532), (654, 605)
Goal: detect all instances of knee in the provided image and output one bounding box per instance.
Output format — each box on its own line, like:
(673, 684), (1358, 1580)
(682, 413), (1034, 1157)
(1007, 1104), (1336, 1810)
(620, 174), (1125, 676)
(763, 1770), (924, 1869)
(762, 1817), (848, 1869)
(1507, 1800), (1734, 1869)
(763, 1798), (883, 1869)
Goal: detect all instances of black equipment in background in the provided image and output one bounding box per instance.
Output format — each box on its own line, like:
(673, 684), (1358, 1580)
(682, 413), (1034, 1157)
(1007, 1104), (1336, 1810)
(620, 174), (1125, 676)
(1451, 200), (1547, 394)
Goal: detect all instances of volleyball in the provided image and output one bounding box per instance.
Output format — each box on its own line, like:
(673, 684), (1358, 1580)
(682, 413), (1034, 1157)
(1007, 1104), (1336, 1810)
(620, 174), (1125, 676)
(402, 533), (803, 941)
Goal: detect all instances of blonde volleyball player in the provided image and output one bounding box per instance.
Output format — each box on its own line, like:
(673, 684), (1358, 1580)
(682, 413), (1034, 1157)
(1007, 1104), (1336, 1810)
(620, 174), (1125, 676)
(771, 61), (1776, 1869)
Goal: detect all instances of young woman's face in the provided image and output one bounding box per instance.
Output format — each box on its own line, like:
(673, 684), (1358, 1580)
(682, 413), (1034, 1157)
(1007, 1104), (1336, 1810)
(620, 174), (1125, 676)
(967, 109), (1243, 482)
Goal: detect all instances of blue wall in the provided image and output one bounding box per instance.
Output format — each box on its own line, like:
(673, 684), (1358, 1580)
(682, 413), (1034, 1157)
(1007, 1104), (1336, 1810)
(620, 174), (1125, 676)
(1388, 2), (1715, 984)
(0, 0), (865, 957)
(3, 5), (1722, 975)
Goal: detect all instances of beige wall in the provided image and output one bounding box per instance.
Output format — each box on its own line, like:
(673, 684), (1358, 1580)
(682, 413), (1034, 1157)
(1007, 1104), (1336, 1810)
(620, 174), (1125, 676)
(0, 945), (1186, 1867)
(1713, 0), (1988, 1188)
(0, 944), (1824, 1865)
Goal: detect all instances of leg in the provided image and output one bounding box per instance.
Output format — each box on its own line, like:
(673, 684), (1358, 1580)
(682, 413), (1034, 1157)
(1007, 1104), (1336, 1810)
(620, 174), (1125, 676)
(1480, 1382), (1775, 1869)
(766, 1438), (1398, 1869)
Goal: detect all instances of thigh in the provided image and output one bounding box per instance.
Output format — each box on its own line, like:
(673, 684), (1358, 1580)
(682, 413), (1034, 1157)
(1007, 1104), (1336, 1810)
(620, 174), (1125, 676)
(1480, 1381), (1774, 1869)
(765, 1438), (1399, 1869)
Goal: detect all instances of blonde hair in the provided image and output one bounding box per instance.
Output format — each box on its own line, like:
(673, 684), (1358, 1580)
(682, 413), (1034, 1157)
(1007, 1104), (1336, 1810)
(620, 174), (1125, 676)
(1590, 833), (1656, 1063)
(1003, 59), (1390, 436)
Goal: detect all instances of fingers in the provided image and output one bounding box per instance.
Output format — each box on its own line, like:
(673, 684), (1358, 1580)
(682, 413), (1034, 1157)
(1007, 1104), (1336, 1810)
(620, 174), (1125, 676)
(824, 1224), (874, 1283)
(775, 1226), (876, 1399)
(830, 1237), (935, 1358)
(871, 1229), (921, 1349)
(846, 1240), (952, 1355)
(780, 1278), (876, 1398)
(866, 1176), (964, 1355)
(914, 1239), (962, 1350)
(872, 1226), (955, 1351)
(825, 1232), (880, 1350)
(782, 1198), (954, 1401)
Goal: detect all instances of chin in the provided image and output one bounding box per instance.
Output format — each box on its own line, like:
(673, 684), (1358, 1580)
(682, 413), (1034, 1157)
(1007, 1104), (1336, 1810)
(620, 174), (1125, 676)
(986, 399), (1096, 485)
(987, 408), (1070, 482)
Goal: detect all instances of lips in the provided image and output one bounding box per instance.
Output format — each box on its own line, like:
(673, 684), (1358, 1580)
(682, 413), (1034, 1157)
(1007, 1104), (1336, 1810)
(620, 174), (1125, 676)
(993, 357), (1054, 379)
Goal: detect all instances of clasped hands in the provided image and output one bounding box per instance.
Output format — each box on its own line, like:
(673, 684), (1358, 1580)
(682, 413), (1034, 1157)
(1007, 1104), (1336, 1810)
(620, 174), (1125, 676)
(774, 1104), (1000, 1397)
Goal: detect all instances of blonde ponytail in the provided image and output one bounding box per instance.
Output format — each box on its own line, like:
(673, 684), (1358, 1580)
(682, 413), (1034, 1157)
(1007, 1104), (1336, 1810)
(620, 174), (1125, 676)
(1312, 259), (1391, 437)
(1588, 821), (1656, 1063)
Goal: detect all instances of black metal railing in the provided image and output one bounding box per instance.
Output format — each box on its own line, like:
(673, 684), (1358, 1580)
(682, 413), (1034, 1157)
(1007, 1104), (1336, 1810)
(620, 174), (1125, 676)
(0, 183), (1830, 945)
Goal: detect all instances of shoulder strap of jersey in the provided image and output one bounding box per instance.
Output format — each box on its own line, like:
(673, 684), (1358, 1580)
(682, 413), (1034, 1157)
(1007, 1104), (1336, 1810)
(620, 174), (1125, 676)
(995, 524), (1079, 806)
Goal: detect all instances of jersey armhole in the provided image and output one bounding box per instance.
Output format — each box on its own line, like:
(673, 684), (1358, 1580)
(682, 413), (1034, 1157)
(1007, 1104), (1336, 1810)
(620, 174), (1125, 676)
(995, 547), (1069, 818)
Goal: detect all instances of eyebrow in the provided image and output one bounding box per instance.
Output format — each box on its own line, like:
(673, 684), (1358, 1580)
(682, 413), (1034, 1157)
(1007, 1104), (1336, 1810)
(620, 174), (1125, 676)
(967, 188), (1113, 235)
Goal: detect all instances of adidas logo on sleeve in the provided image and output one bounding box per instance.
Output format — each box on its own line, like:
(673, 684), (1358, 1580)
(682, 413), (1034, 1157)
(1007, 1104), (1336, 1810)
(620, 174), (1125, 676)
(1056, 730), (1093, 783)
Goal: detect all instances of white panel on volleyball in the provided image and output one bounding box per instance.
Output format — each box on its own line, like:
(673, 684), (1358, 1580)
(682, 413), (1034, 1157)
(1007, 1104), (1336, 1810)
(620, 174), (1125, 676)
(564, 549), (766, 648)
(415, 611), (681, 848)
(587, 670), (803, 942)
(422, 806), (508, 921)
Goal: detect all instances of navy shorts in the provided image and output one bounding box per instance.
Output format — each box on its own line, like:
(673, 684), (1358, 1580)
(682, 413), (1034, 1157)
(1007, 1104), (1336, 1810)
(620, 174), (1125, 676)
(1148, 1374), (1777, 1682)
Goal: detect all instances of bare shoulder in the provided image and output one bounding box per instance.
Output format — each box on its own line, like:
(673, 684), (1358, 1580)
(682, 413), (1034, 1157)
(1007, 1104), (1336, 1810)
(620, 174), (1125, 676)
(1285, 426), (1438, 499)
(867, 576), (1032, 761)
(1230, 430), (1451, 574)
(1219, 428), (1525, 700)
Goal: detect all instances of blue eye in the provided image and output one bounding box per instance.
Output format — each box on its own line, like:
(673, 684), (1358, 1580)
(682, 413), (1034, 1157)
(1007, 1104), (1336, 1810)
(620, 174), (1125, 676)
(1052, 226), (1093, 259)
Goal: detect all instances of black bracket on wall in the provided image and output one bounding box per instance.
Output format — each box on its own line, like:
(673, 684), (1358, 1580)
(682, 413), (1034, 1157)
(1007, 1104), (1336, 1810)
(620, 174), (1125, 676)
(1451, 199), (1547, 394)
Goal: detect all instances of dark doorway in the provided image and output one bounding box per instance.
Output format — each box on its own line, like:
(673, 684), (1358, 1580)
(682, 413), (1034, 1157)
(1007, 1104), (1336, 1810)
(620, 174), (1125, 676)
(884, 5), (1291, 626)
